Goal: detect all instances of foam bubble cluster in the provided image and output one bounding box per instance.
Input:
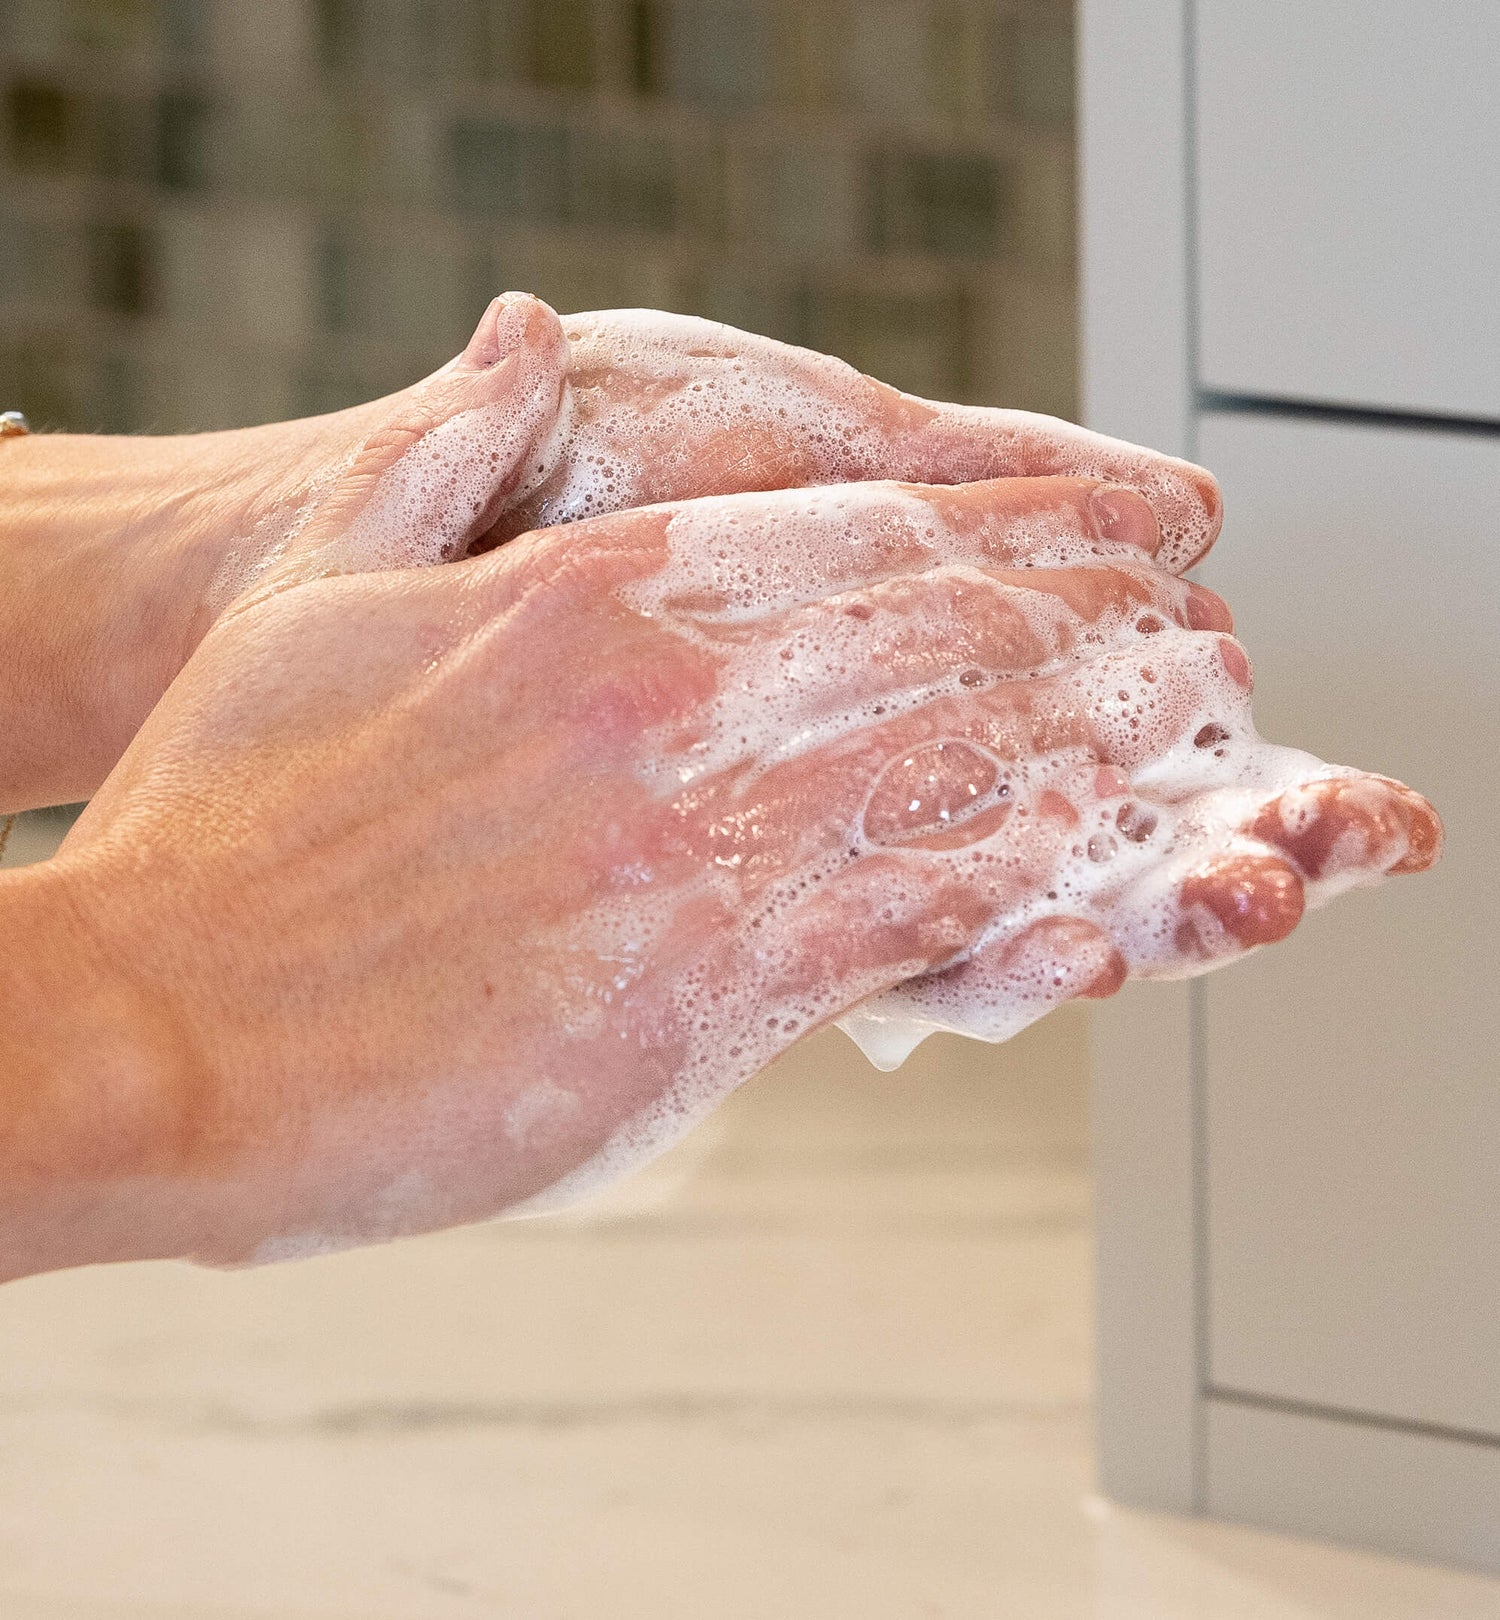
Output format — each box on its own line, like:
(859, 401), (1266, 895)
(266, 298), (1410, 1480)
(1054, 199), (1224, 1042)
(512, 476), (1434, 1210)
(502, 310), (1222, 574)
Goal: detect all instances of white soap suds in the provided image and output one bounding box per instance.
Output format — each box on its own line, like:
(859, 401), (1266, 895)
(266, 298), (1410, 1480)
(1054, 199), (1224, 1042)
(505, 477), (1430, 1208)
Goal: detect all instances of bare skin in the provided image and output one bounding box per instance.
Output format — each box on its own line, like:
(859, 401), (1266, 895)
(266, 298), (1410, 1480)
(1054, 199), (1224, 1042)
(0, 298), (1217, 811)
(0, 464), (1437, 1280)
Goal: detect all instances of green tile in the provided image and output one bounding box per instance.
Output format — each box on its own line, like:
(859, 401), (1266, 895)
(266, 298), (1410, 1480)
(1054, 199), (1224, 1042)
(866, 145), (1004, 259)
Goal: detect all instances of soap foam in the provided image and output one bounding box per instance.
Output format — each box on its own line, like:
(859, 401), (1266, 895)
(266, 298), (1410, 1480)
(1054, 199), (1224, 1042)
(509, 477), (1427, 1210)
(503, 309), (1221, 574)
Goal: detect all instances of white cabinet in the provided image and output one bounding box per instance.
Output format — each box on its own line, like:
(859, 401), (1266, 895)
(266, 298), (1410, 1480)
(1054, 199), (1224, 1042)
(1082, 0), (1500, 1576)
(1195, 0), (1500, 421)
(1199, 412), (1500, 1440)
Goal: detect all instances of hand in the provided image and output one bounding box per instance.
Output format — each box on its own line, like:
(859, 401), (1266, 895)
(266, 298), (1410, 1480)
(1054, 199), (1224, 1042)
(490, 307), (1223, 575)
(0, 299), (1220, 809)
(0, 294), (568, 809)
(0, 472), (1434, 1277)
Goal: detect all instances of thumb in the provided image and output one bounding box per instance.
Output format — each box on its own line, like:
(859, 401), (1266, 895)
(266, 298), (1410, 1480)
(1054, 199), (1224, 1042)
(242, 293), (570, 606)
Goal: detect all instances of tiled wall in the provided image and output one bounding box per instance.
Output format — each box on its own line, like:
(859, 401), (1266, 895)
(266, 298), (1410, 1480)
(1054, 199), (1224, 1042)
(0, 0), (1076, 435)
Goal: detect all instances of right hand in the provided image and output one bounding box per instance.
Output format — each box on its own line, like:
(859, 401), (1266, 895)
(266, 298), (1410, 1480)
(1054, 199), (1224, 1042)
(10, 471), (1432, 1277)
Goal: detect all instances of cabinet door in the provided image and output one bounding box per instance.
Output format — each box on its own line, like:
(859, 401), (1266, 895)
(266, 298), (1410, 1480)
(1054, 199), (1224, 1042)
(1198, 411), (1500, 1437)
(1195, 0), (1500, 419)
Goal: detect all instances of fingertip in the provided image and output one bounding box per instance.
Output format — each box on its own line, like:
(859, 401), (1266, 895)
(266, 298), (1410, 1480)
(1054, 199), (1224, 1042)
(1091, 486), (1162, 555)
(1185, 582), (1234, 633)
(1217, 637), (1253, 690)
(1076, 945), (1129, 1000)
(1391, 790), (1443, 874)
(1179, 854), (1305, 953)
(461, 292), (566, 371)
(1191, 466), (1224, 541)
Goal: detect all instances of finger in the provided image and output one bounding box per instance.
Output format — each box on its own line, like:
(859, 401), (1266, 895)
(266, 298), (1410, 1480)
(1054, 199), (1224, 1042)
(838, 915), (1126, 1070)
(1247, 773), (1443, 883)
(496, 310), (1221, 573)
(233, 294), (569, 609)
(620, 476), (1163, 625)
(654, 559), (1211, 789)
(1175, 853), (1306, 957)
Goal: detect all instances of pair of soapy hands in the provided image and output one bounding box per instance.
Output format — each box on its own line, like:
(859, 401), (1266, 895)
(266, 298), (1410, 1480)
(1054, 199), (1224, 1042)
(3, 295), (1439, 1275)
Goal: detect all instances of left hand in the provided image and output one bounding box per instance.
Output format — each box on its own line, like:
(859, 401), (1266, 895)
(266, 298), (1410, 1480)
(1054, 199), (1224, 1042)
(0, 299), (1220, 810)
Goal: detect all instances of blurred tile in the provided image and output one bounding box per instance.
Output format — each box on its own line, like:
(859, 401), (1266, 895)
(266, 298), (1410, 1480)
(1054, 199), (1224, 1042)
(146, 342), (299, 431)
(673, 263), (797, 342)
(450, 116), (568, 222)
(0, 332), (80, 433)
(792, 272), (975, 399)
(522, 0), (598, 91)
(0, 805), (83, 870)
(159, 207), (314, 344)
(7, 0), (71, 61)
(866, 143), (1006, 260)
(86, 218), (155, 318)
(665, 0), (773, 111)
(98, 344), (142, 431)
(90, 91), (157, 184)
(6, 212), (89, 310)
(568, 125), (678, 234)
(155, 89), (215, 191)
(5, 78), (85, 175)
(313, 0), (363, 74)
(1001, 10), (1076, 128)
(843, 0), (931, 124)
(770, 1), (842, 113)
(926, 0), (989, 128)
(1013, 135), (1076, 271)
(625, 0), (666, 96)
(208, 0), (314, 75)
(69, 0), (156, 56)
(761, 136), (859, 256)
(161, 0), (213, 59)
(456, 0), (527, 82)
(972, 272), (1078, 417)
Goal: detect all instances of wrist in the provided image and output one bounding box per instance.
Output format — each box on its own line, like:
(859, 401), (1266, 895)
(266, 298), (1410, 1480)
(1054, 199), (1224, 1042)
(0, 428), (282, 809)
(0, 858), (199, 1279)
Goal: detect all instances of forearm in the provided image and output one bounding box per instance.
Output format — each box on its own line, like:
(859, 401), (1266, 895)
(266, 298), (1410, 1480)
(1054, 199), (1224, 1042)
(0, 860), (194, 1279)
(0, 432), (245, 809)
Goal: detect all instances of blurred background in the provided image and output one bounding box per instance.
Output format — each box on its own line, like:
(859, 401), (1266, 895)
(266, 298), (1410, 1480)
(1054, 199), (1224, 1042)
(4, 4), (1499, 1617)
(0, 0), (1076, 434)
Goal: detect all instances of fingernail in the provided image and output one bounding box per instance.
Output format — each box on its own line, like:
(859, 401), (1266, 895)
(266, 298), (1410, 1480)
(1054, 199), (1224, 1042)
(1091, 486), (1160, 554)
(462, 293), (528, 370)
(1186, 582), (1235, 632)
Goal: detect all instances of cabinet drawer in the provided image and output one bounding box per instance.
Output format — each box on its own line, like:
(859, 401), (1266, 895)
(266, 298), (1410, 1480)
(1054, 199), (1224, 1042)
(1197, 410), (1500, 1437)
(1195, 1), (1500, 420)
